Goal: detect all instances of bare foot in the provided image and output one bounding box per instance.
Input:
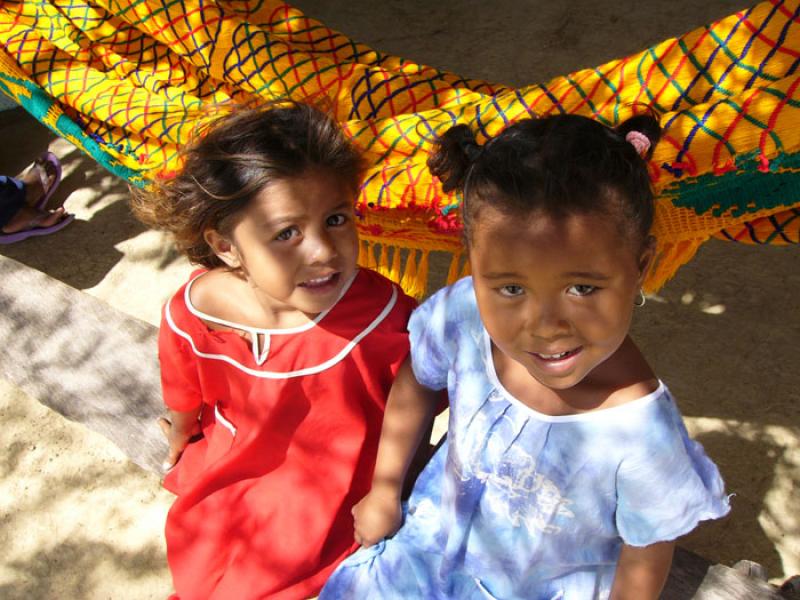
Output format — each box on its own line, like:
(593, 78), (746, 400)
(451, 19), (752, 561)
(1, 205), (68, 234)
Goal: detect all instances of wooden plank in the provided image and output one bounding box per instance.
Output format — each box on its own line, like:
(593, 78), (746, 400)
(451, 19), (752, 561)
(0, 255), (790, 599)
(664, 548), (787, 599)
(690, 563), (788, 599)
(663, 546), (711, 598)
(0, 255), (166, 473)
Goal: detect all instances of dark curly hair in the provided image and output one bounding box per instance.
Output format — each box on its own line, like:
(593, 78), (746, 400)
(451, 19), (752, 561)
(427, 112), (661, 247)
(130, 101), (366, 268)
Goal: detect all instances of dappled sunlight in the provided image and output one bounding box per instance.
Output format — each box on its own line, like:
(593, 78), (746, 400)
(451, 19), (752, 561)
(0, 381), (173, 599)
(631, 239), (798, 426)
(89, 228), (192, 326)
(0, 123), (146, 290)
(623, 238), (798, 582)
(643, 289), (727, 315)
(1, 112), (187, 307)
(50, 141), (126, 212)
(682, 417), (800, 583)
(678, 290), (727, 315)
(0, 257), (167, 472)
(1, 111), (194, 324)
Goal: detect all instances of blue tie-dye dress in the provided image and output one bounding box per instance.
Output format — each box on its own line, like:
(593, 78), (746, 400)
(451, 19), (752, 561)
(321, 277), (730, 600)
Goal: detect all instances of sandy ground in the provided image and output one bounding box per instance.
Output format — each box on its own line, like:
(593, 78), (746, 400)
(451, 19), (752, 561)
(1, 1), (798, 598)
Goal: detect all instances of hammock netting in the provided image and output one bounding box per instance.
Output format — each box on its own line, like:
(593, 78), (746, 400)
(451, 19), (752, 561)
(1, 0), (798, 296)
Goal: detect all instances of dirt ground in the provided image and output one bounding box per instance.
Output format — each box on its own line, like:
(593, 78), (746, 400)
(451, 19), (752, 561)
(0, 1), (797, 598)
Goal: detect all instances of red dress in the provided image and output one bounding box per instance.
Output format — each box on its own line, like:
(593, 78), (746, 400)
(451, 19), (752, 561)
(159, 268), (415, 599)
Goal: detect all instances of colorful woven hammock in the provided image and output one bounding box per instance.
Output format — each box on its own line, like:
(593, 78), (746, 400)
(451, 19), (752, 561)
(1, 0), (798, 296)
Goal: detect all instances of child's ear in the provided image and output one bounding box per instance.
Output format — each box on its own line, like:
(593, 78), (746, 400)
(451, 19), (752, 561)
(636, 235), (656, 284)
(205, 228), (241, 269)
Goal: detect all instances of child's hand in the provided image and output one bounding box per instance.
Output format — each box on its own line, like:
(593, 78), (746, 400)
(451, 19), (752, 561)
(352, 487), (402, 548)
(158, 415), (200, 472)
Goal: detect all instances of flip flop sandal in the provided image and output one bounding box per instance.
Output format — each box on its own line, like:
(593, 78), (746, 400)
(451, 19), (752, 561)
(0, 211), (74, 244)
(31, 151), (63, 211)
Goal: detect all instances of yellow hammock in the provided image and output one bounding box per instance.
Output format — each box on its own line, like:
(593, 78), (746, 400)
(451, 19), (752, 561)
(1, 0), (798, 296)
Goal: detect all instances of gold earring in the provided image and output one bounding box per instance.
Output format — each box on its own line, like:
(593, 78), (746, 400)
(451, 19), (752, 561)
(634, 289), (646, 307)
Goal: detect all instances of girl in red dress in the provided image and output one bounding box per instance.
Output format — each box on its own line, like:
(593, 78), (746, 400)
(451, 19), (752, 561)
(131, 102), (416, 599)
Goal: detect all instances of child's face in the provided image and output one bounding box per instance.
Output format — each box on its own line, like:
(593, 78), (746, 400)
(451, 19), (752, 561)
(216, 168), (359, 318)
(469, 206), (651, 392)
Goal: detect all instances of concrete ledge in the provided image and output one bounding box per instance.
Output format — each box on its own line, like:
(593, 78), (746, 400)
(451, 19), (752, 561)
(0, 255), (166, 473)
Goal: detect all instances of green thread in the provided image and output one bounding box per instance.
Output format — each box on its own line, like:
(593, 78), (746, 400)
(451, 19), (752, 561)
(666, 150), (800, 217)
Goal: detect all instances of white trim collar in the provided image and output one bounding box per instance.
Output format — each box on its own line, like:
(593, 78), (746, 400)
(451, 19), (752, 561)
(165, 276), (399, 379)
(182, 269), (359, 364)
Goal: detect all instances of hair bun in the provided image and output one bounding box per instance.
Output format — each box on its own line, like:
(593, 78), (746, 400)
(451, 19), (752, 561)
(616, 112), (662, 160)
(427, 124), (481, 193)
(459, 137), (482, 162)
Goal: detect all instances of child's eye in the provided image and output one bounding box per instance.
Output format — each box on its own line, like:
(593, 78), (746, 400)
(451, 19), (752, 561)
(326, 213), (348, 227)
(568, 284), (597, 296)
(275, 226), (300, 241)
(498, 285), (524, 297)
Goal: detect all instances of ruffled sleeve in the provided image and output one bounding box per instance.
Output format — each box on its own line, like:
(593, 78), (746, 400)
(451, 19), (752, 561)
(615, 394), (730, 547)
(408, 279), (471, 391)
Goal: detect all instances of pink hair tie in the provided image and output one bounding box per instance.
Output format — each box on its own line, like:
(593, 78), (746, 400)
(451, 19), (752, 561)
(625, 130), (651, 157)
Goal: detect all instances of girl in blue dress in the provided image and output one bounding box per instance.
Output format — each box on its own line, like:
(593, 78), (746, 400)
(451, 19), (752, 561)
(320, 113), (730, 600)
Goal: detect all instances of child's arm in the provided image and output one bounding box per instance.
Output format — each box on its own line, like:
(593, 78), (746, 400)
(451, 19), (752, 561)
(157, 305), (204, 472)
(352, 357), (441, 547)
(158, 407), (202, 471)
(609, 541), (675, 600)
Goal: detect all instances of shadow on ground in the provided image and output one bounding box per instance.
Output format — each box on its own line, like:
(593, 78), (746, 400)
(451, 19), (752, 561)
(0, 381), (172, 599)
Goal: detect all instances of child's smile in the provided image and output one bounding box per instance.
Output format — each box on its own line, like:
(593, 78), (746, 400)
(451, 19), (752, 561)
(526, 346), (583, 375)
(297, 271), (344, 296)
(469, 205), (653, 404)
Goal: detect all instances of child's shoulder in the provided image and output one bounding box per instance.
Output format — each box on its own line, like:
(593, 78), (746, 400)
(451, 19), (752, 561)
(185, 268), (225, 305)
(354, 267), (410, 295)
(162, 268), (234, 329)
(183, 268), (251, 323)
(422, 275), (477, 311)
(551, 384), (678, 451)
(409, 277), (481, 345)
(159, 270), (210, 350)
(600, 376), (660, 410)
(346, 267), (417, 315)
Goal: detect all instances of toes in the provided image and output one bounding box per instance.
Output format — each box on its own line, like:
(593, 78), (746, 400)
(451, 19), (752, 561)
(38, 208), (67, 228)
(2, 206), (68, 233)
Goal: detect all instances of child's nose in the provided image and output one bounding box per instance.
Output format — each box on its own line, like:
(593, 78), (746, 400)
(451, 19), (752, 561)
(528, 301), (570, 338)
(308, 231), (338, 264)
